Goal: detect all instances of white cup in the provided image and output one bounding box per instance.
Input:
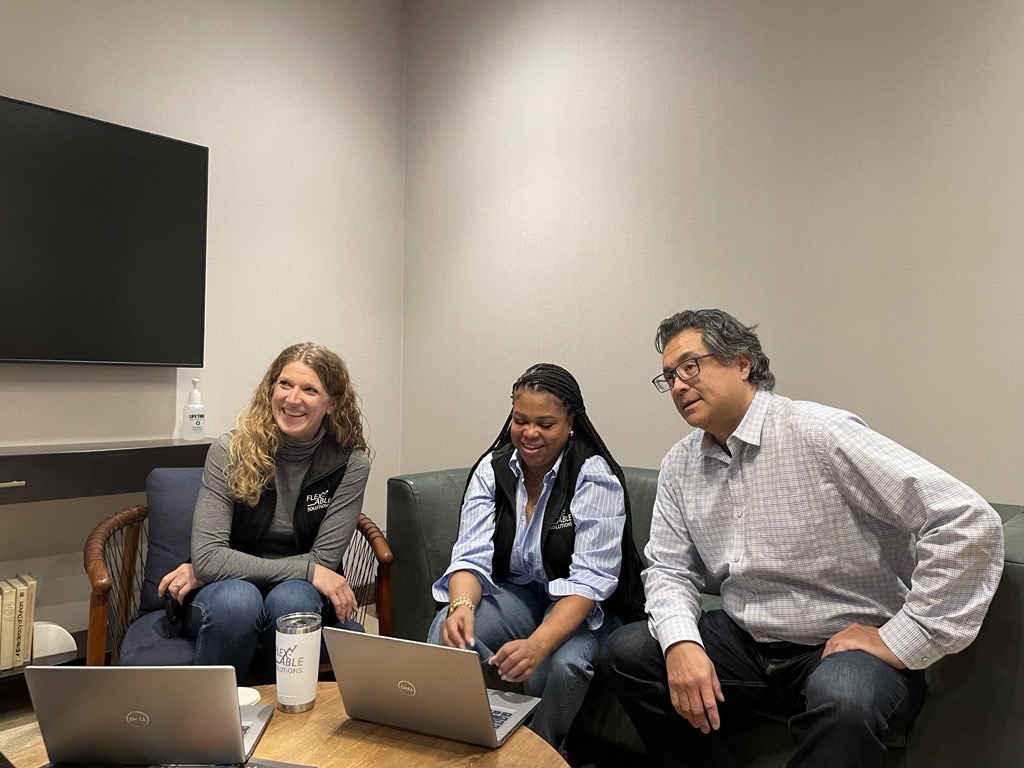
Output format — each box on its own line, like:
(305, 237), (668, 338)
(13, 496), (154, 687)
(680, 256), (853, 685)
(275, 611), (322, 713)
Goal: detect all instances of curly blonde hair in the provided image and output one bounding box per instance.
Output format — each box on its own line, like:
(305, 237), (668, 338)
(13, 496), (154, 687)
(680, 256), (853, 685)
(227, 342), (371, 507)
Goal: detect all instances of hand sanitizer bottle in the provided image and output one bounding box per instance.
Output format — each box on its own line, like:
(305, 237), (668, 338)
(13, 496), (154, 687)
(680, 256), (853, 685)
(182, 378), (206, 441)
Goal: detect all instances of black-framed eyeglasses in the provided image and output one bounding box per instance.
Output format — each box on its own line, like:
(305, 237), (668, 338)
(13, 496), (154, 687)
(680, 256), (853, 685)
(652, 354), (716, 393)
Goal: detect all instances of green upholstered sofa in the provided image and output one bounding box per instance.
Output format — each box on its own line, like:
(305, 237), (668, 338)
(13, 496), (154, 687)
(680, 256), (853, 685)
(387, 467), (1024, 767)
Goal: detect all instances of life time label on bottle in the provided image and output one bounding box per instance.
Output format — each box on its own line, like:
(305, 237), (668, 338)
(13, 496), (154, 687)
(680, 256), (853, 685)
(185, 411), (205, 438)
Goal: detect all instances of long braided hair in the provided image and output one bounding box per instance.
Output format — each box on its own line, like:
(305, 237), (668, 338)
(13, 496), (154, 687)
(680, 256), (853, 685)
(466, 363), (646, 619)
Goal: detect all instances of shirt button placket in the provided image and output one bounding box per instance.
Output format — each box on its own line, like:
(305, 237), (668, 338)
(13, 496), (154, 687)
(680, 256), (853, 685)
(728, 461), (744, 566)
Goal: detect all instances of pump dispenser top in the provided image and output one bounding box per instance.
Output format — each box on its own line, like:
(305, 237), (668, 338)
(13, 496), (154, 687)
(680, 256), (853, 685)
(182, 378), (206, 441)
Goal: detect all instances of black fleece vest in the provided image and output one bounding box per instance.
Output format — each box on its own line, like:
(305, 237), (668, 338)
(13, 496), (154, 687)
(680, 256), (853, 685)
(489, 438), (647, 622)
(490, 439), (595, 583)
(229, 437), (352, 558)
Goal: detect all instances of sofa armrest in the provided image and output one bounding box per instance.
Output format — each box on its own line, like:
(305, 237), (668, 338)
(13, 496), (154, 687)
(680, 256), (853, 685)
(990, 502), (1024, 524)
(905, 512), (1024, 768)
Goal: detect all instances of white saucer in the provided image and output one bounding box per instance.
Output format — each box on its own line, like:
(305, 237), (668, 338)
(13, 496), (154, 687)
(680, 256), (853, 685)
(237, 686), (261, 707)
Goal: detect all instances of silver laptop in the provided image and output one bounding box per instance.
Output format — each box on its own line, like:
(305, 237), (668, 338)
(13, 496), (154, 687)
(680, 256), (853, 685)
(25, 665), (274, 766)
(323, 627), (540, 748)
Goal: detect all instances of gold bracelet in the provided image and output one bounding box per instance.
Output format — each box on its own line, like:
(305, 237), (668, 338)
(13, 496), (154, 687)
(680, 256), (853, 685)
(447, 597), (475, 616)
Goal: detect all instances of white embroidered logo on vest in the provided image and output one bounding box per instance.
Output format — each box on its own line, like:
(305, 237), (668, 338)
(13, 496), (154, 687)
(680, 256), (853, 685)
(551, 508), (574, 531)
(306, 490), (331, 512)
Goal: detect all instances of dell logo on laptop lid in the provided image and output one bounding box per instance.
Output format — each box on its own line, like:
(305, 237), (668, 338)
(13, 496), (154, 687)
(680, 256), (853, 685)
(126, 711), (150, 727)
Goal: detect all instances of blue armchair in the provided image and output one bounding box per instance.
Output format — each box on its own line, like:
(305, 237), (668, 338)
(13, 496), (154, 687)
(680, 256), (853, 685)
(84, 467), (393, 667)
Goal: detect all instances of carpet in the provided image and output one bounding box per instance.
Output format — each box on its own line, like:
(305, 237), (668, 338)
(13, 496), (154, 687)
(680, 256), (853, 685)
(0, 691), (39, 756)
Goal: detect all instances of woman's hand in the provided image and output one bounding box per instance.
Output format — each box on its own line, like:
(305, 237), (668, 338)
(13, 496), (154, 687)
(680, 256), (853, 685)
(489, 637), (550, 683)
(440, 571), (484, 648)
(312, 563), (358, 621)
(440, 604), (476, 649)
(158, 563), (203, 602)
(488, 593), (595, 682)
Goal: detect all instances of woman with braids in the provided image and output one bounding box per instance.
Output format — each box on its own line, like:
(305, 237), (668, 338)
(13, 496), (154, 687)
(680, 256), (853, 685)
(156, 342), (371, 679)
(428, 363), (645, 749)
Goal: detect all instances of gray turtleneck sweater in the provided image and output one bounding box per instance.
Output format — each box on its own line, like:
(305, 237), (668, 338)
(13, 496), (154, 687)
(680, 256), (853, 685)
(191, 430), (371, 587)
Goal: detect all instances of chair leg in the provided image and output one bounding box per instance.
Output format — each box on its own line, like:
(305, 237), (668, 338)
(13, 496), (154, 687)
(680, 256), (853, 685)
(376, 565), (393, 637)
(87, 592), (110, 665)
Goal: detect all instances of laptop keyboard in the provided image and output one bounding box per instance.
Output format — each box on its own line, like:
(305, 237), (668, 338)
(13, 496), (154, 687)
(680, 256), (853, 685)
(491, 708), (514, 730)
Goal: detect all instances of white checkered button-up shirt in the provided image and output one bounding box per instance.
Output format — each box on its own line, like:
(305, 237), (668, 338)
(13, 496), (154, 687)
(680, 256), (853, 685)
(644, 389), (1005, 670)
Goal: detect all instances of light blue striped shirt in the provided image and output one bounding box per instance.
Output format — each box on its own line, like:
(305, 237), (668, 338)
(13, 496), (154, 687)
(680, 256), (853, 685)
(432, 449), (626, 629)
(644, 389), (1004, 670)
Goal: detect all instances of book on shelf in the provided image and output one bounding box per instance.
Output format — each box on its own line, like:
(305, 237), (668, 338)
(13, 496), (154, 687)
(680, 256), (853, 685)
(0, 579), (15, 670)
(16, 573), (37, 662)
(8, 576), (28, 667)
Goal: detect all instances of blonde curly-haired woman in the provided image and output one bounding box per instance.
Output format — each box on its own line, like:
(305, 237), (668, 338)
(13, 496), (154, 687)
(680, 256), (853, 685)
(157, 342), (371, 680)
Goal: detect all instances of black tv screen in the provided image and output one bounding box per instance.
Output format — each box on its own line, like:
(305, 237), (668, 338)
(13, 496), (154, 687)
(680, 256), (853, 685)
(0, 96), (207, 367)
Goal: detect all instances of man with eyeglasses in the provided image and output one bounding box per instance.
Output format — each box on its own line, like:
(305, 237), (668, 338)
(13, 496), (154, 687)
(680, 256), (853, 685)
(600, 308), (1004, 768)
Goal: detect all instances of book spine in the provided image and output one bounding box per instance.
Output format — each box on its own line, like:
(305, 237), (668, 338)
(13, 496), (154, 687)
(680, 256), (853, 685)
(16, 574), (37, 662)
(10, 578), (27, 667)
(0, 580), (14, 670)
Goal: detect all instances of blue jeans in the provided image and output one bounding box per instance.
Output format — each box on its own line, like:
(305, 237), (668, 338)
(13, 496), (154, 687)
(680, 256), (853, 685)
(184, 578), (325, 681)
(600, 610), (926, 768)
(428, 582), (620, 750)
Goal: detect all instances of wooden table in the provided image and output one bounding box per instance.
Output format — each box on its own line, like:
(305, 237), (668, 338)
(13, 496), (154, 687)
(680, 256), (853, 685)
(11, 682), (569, 768)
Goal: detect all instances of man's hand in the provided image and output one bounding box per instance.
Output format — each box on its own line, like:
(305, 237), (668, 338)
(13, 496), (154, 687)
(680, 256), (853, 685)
(489, 637), (550, 683)
(823, 623), (906, 669)
(440, 604), (476, 649)
(665, 641), (724, 734)
(312, 564), (358, 620)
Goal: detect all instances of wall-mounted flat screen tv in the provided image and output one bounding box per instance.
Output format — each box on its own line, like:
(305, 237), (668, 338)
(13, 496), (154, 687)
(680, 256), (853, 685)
(0, 95), (207, 367)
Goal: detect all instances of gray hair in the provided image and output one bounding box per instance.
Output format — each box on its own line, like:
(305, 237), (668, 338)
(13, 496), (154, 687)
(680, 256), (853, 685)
(655, 309), (776, 391)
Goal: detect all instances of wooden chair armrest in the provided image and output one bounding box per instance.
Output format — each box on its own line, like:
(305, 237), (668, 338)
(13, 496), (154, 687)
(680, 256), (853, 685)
(355, 513), (393, 636)
(84, 504), (149, 665)
(356, 513), (394, 566)
(84, 504), (149, 595)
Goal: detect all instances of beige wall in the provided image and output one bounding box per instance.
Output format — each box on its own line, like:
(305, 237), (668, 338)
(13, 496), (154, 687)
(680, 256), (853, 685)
(2, 0), (1023, 633)
(0, 0), (406, 630)
(402, 0), (1024, 505)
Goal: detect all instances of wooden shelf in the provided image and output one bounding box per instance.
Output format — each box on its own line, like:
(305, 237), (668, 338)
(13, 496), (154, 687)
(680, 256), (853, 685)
(0, 439), (212, 505)
(0, 629), (88, 679)
(0, 442), (213, 680)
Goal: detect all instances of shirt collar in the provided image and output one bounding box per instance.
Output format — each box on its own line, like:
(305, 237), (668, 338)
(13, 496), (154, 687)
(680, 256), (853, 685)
(699, 387), (773, 457)
(733, 388), (772, 448)
(509, 447), (565, 482)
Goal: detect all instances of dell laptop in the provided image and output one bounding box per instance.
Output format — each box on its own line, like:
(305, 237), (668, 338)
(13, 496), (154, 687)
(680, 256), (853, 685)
(323, 627), (540, 748)
(24, 665), (274, 766)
